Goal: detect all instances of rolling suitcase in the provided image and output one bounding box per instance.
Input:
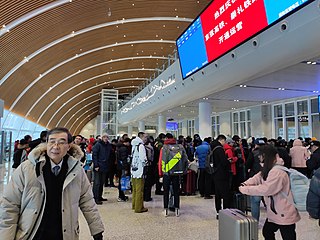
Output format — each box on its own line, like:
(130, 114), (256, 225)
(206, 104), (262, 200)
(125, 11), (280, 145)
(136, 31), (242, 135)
(184, 170), (196, 195)
(233, 192), (250, 214)
(219, 208), (258, 240)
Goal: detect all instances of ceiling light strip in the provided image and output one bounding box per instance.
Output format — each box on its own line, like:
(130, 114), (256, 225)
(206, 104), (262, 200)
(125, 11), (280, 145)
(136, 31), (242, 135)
(10, 54), (166, 111)
(44, 70), (154, 127)
(64, 99), (100, 127)
(0, 17), (191, 86)
(69, 106), (99, 131)
(52, 78), (146, 127)
(73, 111), (99, 134)
(55, 93), (100, 126)
(0, 0), (70, 37)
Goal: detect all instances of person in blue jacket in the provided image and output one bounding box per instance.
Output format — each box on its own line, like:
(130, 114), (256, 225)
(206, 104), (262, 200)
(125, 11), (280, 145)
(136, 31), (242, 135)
(195, 137), (212, 199)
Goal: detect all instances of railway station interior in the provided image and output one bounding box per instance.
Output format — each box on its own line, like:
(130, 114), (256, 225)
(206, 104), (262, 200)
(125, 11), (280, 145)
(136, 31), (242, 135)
(1, 0), (320, 239)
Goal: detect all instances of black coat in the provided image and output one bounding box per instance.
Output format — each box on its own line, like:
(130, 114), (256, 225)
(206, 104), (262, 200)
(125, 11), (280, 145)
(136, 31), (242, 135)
(307, 148), (320, 174)
(92, 140), (112, 172)
(116, 143), (129, 170)
(307, 167), (320, 219)
(276, 147), (292, 168)
(211, 140), (230, 181)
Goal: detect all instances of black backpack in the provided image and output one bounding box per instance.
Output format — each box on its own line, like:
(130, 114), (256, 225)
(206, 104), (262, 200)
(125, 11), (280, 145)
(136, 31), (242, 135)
(205, 146), (222, 174)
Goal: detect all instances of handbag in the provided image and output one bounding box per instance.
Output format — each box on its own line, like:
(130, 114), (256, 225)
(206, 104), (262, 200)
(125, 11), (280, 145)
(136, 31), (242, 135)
(188, 161), (199, 173)
(120, 176), (131, 191)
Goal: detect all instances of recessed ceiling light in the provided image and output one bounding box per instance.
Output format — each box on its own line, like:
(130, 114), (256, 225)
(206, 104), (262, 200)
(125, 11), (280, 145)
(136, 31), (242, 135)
(176, 16), (179, 18)
(307, 61), (312, 64)
(312, 62), (317, 65)
(132, 3), (135, 6)
(123, 35), (126, 37)
(156, 34), (158, 37)
(177, 26), (180, 29)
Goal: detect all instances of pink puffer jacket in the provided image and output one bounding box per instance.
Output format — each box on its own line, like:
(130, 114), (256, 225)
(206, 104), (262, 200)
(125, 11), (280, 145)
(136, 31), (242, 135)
(290, 139), (310, 168)
(239, 156), (300, 225)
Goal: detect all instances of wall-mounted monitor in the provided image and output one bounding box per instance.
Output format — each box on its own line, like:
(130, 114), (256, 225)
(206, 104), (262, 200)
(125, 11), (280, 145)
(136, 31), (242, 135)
(166, 122), (178, 131)
(177, 0), (314, 79)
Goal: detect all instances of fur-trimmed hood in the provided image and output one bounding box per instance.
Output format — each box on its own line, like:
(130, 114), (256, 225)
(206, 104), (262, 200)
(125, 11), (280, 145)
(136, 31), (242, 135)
(28, 143), (84, 165)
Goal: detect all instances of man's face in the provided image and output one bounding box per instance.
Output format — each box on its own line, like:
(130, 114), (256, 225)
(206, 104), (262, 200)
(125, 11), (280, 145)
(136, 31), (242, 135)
(219, 139), (226, 146)
(74, 136), (82, 145)
(47, 132), (70, 164)
(311, 145), (318, 153)
(102, 135), (109, 143)
(141, 134), (147, 143)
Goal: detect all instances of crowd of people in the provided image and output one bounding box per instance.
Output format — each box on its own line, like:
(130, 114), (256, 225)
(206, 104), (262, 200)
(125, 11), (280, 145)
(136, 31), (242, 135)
(2, 128), (320, 239)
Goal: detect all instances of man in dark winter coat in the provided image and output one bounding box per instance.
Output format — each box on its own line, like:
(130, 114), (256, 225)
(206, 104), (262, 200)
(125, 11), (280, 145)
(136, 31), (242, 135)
(307, 141), (320, 176)
(28, 130), (47, 152)
(116, 138), (130, 202)
(245, 138), (265, 222)
(92, 133), (112, 204)
(210, 134), (231, 219)
(307, 167), (320, 227)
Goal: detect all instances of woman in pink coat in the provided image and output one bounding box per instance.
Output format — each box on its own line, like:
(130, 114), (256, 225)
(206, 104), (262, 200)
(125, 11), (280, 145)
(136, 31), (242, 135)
(239, 145), (300, 240)
(290, 139), (310, 177)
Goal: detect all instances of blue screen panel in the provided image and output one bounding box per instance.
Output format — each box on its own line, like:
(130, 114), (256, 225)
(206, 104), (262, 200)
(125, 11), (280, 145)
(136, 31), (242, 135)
(264, 0), (311, 24)
(177, 17), (208, 79)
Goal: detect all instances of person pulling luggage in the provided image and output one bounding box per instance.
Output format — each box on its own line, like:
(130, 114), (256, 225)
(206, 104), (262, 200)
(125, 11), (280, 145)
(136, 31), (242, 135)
(239, 145), (300, 240)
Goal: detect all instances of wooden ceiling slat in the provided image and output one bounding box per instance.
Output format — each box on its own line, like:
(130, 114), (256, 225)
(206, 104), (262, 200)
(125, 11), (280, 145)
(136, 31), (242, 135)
(0, 0), (211, 129)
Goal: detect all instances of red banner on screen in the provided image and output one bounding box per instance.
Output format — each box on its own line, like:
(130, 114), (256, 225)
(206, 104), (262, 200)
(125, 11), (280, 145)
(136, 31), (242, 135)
(200, 0), (268, 62)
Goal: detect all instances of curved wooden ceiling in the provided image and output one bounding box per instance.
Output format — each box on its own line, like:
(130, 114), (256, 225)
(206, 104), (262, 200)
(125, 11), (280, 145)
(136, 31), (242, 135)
(0, 0), (210, 134)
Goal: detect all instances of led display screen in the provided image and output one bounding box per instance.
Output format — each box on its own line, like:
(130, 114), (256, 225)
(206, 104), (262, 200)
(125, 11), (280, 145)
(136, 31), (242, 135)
(166, 122), (178, 131)
(177, 0), (313, 79)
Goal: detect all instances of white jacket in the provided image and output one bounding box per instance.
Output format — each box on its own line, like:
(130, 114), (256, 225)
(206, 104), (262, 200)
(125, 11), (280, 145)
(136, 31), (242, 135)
(0, 143), (104, 240)
(131, 137), (147, 178)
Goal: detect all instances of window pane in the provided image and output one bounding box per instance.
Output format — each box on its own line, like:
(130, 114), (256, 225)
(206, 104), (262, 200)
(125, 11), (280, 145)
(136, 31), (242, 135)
(217, 125), (220, 136)
(311, 98), (318, 114)
(233, 123), (239, 135)
(233, 112), (238, 122)
(275, 119), (284, 138)
(247, 122), (252, 137)
(286, 117), (295, 140)
(247, 110), (251, 121)
(298, 116), (310, 138)
(312, 115), (320, 140)
(212, 116), (216, 125)
(240, 122), (246, 138)
(285, 103), (294, 116)
(216, 116), (220, 124)
(274, 105), (283, 118)
(297, 100), (308, 115)
(240, 111), (245, 121)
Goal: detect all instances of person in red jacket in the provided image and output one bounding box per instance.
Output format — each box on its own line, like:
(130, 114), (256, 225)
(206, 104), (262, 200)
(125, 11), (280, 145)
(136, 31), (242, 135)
(224, 138), (238, 191)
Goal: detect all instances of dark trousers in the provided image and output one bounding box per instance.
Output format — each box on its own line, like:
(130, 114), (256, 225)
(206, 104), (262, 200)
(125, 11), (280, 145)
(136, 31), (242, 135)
(214, 178), (231, 213)
(144, 166), (153, 201)
(198, 169), (212, 197)
(163, 175), (180, 209)
(93, 171), (107, 200)
(117, 169), (125, 199)
(262, 219), (296, 240)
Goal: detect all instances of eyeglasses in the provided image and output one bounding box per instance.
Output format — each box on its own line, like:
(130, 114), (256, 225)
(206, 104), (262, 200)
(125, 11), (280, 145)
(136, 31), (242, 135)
(47, 139), (68, 147)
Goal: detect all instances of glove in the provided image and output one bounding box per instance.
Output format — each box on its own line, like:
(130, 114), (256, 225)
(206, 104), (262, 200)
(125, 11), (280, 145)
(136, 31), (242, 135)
(93, 232), (103, 240)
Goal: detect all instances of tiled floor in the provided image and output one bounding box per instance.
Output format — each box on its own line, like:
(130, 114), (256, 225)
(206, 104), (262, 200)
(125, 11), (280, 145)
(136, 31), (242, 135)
(1, 161), (319, 239)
